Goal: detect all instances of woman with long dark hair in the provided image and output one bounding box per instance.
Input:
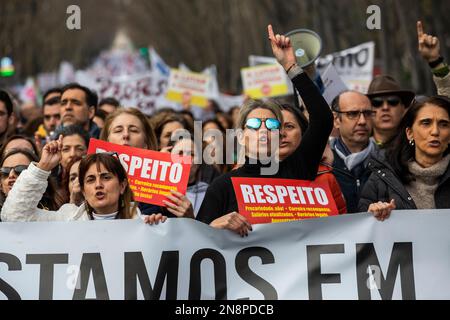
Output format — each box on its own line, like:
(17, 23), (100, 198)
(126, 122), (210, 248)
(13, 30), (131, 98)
(359, 96), (450, 220)
(1, 136), (142, 221)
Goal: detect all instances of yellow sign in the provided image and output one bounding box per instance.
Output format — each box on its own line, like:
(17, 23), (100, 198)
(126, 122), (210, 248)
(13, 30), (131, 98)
(241, 64), (289, 99)
(166, 69), (211, 108)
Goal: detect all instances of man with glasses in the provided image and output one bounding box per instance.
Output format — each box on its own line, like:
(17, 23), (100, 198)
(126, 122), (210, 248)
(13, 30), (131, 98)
(330, 91), (376, 213)
(366, 75), (415, 150)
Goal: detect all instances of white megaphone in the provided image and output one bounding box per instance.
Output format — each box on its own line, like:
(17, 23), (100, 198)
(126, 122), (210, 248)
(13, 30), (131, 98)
(285, 29), (322, 68)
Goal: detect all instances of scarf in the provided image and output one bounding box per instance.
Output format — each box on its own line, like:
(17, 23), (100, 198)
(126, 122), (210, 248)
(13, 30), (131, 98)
(334, 138), (374, 172)
(406, 154), (450, 209)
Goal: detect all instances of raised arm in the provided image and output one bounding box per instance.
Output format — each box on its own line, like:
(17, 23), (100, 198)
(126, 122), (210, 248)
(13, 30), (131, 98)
(1, 136), (72, 222)
(417, 21), (450, 97)
(268, 24), (333, 180)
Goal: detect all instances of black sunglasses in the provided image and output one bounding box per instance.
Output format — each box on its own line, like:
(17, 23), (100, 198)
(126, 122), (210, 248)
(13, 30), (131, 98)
(0, 165), (29, 177)
(371, 96), (402, 108)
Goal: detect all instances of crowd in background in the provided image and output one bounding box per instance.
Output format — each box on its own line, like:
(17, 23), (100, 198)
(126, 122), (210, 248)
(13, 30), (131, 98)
(0, 21), (450, 236)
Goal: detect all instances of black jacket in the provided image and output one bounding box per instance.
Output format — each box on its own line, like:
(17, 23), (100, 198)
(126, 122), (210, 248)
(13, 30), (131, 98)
(196, 71), (334, 225)
(358, 156), (450, 212)
(331, 149), (372, 213)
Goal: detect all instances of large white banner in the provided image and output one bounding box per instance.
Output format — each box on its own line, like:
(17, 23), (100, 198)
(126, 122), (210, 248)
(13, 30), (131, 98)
(1, 210), (448, 300)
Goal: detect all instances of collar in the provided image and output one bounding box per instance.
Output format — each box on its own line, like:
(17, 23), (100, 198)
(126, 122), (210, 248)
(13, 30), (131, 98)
(92, 212), (118, 220)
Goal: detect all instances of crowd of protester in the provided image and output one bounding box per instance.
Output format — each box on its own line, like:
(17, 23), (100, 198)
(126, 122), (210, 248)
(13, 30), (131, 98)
(1, 21), (450, 236)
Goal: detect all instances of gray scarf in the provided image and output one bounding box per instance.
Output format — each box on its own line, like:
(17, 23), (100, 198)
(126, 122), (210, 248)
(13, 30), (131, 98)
(334, 139), (375, 171)
(406, 154), (450, 209)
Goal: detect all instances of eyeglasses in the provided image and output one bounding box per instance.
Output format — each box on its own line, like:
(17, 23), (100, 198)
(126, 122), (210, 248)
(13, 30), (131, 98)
(371, 96), (402, 108)
(245, 118), (281, 131)
(335, 110), (376, 120)
(0, 165), (28, 178)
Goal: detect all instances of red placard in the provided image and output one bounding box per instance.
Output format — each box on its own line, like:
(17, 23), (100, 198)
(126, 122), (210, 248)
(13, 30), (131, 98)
(88, 139), (191, 207)
(231, 177), (339, 225)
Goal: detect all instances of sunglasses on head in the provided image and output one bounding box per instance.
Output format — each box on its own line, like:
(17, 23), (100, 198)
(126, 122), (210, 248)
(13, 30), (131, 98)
(0, 165), (28, 177)
(371, 96), (402, 108)
(245, 118), (281, 131)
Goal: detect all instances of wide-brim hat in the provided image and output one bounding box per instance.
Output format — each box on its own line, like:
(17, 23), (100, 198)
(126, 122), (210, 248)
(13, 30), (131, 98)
(366, 75), (416, 108)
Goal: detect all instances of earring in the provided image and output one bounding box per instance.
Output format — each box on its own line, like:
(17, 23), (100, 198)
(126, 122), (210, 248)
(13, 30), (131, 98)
(409, 139), (415, 146)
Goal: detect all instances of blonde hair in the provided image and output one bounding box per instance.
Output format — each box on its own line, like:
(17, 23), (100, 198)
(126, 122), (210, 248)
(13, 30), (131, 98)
(236, 99), (283, 130)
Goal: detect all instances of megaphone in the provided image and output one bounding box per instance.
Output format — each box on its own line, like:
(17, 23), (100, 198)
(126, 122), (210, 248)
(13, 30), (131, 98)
(285, 29), (322, 68)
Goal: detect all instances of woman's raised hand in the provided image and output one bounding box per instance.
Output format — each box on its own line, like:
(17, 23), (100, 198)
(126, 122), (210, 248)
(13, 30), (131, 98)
(37, 135), (63, 172)
(268, 24), (297, 71)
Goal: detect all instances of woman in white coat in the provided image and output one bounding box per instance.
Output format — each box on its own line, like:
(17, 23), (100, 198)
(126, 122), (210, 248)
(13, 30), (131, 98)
(1, 136), (165, 224)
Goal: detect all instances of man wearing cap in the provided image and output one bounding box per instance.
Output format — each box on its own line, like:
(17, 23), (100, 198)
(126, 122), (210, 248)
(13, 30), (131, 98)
(0, 90), (16, 147)
(366, 75), (415, 150)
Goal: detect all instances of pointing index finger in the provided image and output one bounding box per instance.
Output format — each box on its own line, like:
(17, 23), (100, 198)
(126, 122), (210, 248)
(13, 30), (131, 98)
(268, 24), (275, 41)
(417, 21), (424, 39)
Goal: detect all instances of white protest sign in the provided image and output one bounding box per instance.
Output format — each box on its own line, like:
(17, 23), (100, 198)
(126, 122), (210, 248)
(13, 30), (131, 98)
(1, 210), (450, 300)
(75, 71), (169, 115)
(319, 63), (349, 105)
(317, 42), (375, 93)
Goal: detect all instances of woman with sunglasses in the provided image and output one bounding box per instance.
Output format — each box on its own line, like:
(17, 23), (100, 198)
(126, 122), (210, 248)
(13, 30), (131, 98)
(0, 136), (171, 223)
(359, 96), (450, 221)
(0, 149), (63, 217)
(195, 25), (334, 236)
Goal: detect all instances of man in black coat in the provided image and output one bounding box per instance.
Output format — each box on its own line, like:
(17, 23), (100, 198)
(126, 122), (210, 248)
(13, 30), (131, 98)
(330, 91), (375, 213)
